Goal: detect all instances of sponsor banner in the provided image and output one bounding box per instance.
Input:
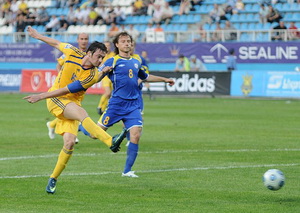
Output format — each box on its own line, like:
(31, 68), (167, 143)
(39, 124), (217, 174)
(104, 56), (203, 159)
(0, 43), (55, 63)
(20, 69), (104, 94)
(0, 42), (298, 64)
(136, 42), (300, 64)
(231, 71), (300, 97)
(21, 69), (58, 92)
(144, 71), (231, 95)
(0, 70), (21, 91)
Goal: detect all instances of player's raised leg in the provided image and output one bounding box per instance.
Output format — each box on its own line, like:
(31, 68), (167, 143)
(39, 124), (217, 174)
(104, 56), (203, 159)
(64, 102), (126, 152)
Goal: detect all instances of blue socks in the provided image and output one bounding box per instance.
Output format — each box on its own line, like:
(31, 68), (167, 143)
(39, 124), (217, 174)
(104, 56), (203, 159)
(78, 124), (90, 137)
(124, 142), (139, 174)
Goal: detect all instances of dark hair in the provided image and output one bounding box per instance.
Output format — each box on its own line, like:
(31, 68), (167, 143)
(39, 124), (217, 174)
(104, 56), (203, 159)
(86, 41), (107, 55)
(112, 32), (133, 55)
(229, 48), (235, 55)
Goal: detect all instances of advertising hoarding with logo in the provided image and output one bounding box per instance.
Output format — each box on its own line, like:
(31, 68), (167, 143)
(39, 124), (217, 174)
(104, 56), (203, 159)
(0, 42), (298, 65)
(0, 70), (21, 92)
(231, 71), (300, 97)
(144, 72), (231, 96)
(136, 42), (299, 64)
(20, 69), (104, 94)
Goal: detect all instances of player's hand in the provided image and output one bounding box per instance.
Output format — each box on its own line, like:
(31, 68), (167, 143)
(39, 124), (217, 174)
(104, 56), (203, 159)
(23, 94), (42, 103)
(27, 26), (39, 39)
(101, 66), (112, 74)
(166, 78), (175, 86)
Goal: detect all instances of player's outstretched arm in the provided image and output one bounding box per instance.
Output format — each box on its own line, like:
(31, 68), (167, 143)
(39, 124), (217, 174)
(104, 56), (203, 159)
(97, 66), (112, 82)
(145, 74), (175, 86)
(27, 26), (61, 49)
(23, 87), (69, 103)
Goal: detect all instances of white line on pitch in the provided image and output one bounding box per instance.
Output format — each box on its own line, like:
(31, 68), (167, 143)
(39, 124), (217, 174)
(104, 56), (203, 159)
(0, 163), (299, 179)
(1, 148), (300, 161)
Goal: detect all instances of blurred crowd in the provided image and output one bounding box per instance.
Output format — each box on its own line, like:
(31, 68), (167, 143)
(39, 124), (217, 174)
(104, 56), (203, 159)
(0, 0), (299, 41)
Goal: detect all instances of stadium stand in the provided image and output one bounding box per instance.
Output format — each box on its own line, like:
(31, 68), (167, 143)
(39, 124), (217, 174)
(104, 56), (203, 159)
(0, 0), (299, 43)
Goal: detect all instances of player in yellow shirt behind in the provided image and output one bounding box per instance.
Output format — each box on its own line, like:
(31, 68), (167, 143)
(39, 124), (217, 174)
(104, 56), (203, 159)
(97, 41), (115, 115)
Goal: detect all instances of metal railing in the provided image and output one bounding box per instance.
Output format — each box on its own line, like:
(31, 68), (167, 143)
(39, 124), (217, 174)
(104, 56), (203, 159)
(1, 29), (299, 43)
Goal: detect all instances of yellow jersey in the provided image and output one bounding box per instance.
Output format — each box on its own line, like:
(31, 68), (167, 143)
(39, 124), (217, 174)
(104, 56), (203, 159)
(50, 43), (100, 104)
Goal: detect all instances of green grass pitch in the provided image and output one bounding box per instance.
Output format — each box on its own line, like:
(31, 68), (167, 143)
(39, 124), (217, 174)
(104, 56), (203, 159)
(1, 93), (300, 212)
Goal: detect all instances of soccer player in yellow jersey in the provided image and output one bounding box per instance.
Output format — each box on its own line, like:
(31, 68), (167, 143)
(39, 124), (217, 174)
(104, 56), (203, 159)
(47, 33), (90, 141)
(23, 26), (127, 194)
(97, 41), (115, 115)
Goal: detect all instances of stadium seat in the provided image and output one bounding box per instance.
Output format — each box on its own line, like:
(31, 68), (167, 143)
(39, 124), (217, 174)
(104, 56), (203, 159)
(166, 34), (175, 42)
(145, 31), (155, 42)
(92, 34), (105, 42)
(240, 33), (249, 41)
(3, 35), (13, 43)
(251, 4), (259, 12)
(240, 23), (248, 30)
(256, 33), (269, 42)
(156, 31), (166, 43)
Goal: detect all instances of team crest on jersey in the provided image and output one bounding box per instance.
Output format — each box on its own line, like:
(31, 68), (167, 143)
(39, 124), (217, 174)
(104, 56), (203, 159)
(134, 63), (138, 69)
(64, 44), (72, 49)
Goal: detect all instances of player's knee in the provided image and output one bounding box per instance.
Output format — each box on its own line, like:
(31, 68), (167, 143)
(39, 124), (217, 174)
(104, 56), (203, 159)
(64, 138), (76, 149)
(130, 131), (141, 143)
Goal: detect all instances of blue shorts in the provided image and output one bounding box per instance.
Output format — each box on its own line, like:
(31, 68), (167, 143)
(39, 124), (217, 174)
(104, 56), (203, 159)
(98, 97), (143, 129)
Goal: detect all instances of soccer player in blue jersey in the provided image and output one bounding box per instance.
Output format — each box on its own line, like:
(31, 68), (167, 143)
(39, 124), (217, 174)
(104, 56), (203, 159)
(97, 32), (175, 177)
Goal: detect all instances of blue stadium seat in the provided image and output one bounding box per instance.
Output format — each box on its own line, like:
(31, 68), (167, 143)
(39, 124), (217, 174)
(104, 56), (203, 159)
(251, 4), (259, 12)
(67, 34), (77, 42)
(240, 23), (248, 30)
(166, 34), (175, 42)
(179, 24), (188, 31)
(37, 25), (45, 32)
(199, 5), (208, 14)
(240, 33), (249, 41)
(248, 23), (255, 30)
(230, 14), (240, 22)
(244, 4), (252, 11)
(3, 35), (13, 43)
(256, 33), (269, 42)
(93, 34), (105, 41)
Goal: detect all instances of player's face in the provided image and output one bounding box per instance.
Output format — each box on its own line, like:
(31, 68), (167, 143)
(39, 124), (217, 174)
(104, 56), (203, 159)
(116, 35), (132, 54)
(89, 49), (107, 67)
(77, 33), (89, 51)
(104, 42), (111, 52)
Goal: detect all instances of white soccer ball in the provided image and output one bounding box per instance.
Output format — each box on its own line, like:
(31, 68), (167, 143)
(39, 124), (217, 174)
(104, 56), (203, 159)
(263, 169), (285, 191)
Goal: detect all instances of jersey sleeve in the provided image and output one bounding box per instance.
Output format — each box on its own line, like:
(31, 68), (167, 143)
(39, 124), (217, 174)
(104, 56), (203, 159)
(138, 56), (149, 80)
(57, 54), (66, 66)
(58, 43), (75, 56)
(141, 56), (149, 74)
(98, 57), (114, 72)
(80, 68), (99, 90)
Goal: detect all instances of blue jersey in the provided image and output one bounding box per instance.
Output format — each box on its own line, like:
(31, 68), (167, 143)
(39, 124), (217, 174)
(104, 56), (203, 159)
(99, 55), (149, 100)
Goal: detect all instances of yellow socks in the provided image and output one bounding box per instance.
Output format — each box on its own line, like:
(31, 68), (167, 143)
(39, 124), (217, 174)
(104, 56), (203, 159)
(49, 118), (58, 128)
(98, 95), (109, 112)
(50, 147), (73, 179)
(81, 117), (112, 147)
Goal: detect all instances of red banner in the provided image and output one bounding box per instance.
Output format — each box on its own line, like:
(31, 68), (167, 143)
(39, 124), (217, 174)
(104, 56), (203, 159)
(20, 69), (104, 94)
